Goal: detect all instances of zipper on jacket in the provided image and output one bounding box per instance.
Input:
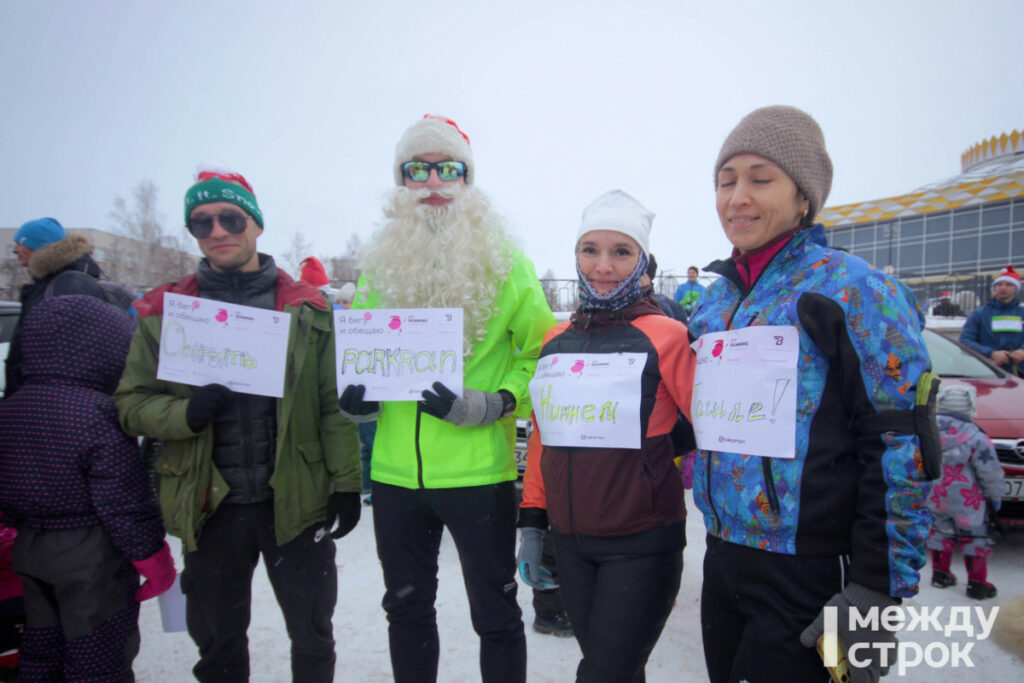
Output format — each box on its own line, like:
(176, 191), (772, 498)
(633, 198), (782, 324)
(415, 406), (425, 489)
(705, 243), (792, 532)
(642, 460), (656, 479)
(705, 452), (721, 534)
(242, 398), (255, 498)
(760, 458), (781, 515)
(567, 451), (582, 546)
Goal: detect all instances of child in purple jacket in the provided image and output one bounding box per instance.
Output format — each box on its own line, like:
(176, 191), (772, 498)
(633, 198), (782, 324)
(926, 384), (1005, 599)
(0, 295), (175, 681)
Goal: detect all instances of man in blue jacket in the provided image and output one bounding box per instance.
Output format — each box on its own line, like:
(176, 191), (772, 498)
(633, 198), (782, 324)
(960, 265), (1024, 374)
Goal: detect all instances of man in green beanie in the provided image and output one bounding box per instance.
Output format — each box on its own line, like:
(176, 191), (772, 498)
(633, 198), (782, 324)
(115, 168), (361, 683)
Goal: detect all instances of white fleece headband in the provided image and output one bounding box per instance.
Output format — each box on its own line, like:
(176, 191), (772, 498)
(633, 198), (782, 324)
(577, 189), (653, 254)
(394, 115), (474, 186)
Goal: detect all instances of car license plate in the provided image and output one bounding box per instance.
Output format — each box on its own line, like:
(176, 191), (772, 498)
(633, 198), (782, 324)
(1005, 477), (1024, 501)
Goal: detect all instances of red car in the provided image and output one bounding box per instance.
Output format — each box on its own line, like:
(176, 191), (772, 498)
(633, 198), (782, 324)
(923, 328), (1024, 527)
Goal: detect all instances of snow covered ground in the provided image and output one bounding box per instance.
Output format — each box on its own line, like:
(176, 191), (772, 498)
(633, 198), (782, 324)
(133, 491), (1024, 681)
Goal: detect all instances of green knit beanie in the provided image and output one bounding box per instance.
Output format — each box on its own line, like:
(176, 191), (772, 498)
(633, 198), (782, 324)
(184, 176), (264, 227)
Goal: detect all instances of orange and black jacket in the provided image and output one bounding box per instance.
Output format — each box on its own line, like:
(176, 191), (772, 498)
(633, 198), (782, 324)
(520, 294), (696, 548)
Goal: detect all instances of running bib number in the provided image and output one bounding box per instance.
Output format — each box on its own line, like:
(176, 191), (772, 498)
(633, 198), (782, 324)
(691, 326), (799, 459)
(528, 353), (645, 449)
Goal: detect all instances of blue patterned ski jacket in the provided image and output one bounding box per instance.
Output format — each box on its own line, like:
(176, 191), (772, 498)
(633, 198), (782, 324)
(688, 225), (933, 598)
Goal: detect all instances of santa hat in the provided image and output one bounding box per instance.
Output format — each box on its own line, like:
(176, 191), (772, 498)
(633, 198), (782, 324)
(994, 265), (1021, 291)
(299, 256), (330, 288)
(394, 114), (474, 185)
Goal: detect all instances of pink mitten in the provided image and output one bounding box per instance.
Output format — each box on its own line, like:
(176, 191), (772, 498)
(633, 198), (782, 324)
(132, 541), (176, 601)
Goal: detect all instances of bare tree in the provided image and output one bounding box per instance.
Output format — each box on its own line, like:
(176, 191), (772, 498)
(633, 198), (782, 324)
(539, 268), (567, 312)
(110, 180), (196, 289)
(281, 231), (314, 277)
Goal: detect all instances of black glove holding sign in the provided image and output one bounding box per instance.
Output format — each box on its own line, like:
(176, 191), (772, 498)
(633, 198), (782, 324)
(186, 384), (232, 432)
(420, 382), (514, 427)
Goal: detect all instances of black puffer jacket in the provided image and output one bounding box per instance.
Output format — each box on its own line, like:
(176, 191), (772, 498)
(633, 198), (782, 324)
(5, 234), (106, 397)
(196, 255), (280, 504)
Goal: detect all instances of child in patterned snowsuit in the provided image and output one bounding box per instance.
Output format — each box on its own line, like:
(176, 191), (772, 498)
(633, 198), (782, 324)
(926, 384), (1005, 599)
(0, 296), (175, 681)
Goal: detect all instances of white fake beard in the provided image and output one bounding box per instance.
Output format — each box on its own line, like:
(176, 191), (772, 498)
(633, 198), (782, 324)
(360, 185), (515, 355)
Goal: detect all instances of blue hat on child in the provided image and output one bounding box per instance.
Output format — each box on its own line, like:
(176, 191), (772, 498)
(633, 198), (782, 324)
(13, 217), (66, 251)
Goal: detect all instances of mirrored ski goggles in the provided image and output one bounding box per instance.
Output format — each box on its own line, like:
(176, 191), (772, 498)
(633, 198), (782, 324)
(401, 160), (466, 182)
(187, 211), (250, 238)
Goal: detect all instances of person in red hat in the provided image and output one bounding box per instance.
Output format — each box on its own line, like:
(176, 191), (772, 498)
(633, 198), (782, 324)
(961, 265), (1024, 374)
(338, 115), (555, 683)
(114, 167), (361, 683)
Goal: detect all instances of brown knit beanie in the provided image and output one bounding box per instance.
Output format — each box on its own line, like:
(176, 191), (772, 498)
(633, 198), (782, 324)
(714, 105), (833, 222)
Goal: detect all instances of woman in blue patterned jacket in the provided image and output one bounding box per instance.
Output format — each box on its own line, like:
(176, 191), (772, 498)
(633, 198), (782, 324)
(688, 106), (934, 683)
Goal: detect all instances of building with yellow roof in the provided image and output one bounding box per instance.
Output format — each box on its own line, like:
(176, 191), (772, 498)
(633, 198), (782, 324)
(820, 130), (1024, 288)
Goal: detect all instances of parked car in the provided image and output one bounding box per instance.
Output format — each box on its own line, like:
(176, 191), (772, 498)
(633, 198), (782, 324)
(0, 302), (22, 398)
(923, 328), (1024, 527)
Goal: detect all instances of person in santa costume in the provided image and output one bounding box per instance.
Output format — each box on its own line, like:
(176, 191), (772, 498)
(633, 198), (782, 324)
(961, 265), (1024, 374)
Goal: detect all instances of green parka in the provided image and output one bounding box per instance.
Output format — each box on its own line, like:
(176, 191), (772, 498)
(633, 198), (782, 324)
(354, 254), (554, 489)
(114, 272), (360, 552)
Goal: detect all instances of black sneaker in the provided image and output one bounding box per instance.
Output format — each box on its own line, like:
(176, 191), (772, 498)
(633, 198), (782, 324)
(931, 570), (957, 588)
(966, 580), (997, 600)
(533, 611), (573, 638)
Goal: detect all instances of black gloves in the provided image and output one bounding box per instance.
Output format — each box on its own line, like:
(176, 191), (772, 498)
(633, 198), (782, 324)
(326, 492), (361, 539)
(185, 383), (232, 432)
(337, 384), (380, 422)
(420, 382), (513, 427)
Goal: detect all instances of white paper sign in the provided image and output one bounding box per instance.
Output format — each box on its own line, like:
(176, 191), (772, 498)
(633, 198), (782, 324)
(691, 326), (798, 458)
(528, 352), (646, 449)
(157, 293), (291, 397)
(335, 308), (463, 401)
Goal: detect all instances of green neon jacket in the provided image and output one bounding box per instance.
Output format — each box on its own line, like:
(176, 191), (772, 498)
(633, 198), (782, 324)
(354, 254), (554, 489)
(114, 271), (360, 552)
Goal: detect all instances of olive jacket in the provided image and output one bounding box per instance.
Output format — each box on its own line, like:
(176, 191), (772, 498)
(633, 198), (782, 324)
(114, 270), (360, 552)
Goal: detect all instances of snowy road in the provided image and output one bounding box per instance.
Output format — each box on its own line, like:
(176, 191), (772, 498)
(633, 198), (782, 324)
(133, 491), (1024, 681)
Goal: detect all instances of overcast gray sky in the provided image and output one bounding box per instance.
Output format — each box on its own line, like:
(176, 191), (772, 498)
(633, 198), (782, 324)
(2, 0), (1021, 280)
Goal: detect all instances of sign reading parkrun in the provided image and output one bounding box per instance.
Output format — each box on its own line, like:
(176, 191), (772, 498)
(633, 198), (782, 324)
(691, 326), (798, 459)
(334, 308), (463, 401)
(157, 293), (291, 398)
(528, 353), (646, 449)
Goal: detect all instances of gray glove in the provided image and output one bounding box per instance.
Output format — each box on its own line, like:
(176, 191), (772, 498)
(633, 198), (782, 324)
(420, 381), (510, 427)
(516, 527), (557, 590)
(800, 583), (899, 683)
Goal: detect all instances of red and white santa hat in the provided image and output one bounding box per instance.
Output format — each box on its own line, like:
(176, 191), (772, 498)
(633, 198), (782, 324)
(394, 114), (474, 186)
(994, 265), (1021, 291)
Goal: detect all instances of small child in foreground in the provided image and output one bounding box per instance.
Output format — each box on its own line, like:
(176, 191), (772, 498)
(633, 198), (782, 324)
(0, 296), (175, 680)
(925, 384), (1005, 599)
